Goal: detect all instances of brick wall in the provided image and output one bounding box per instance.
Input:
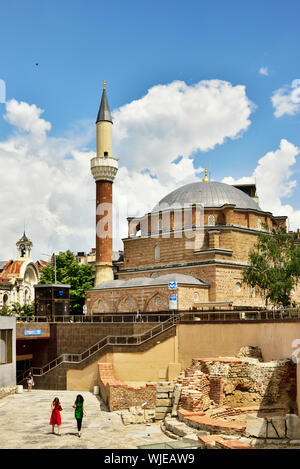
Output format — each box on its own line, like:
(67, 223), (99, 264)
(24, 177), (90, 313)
(177, 354), (297, 414)
(98, 363), (156, 411)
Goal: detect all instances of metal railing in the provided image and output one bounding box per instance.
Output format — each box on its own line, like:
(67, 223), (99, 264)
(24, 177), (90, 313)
(29, 316), (178, 378)
(179, 308), (300, 322)
(16, 313), (174, 323)
(16, 308), (300, 324)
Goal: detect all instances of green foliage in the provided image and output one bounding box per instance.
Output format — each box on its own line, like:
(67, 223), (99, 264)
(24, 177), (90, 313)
(0, 302), (34, 317)
(0, 304), (12, 316)
(243, 226), (300, 306)
(39, 250), (94, 314)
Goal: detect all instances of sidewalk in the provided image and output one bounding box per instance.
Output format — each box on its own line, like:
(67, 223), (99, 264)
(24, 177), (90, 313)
(0, 390), (171, 449)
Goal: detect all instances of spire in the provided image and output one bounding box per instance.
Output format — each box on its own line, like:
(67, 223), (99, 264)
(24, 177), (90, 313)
(96, 82), (113, 124)
(202, 167), (210, 182)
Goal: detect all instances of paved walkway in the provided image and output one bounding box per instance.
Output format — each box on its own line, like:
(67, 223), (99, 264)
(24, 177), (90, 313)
(0, 390), (172, 449)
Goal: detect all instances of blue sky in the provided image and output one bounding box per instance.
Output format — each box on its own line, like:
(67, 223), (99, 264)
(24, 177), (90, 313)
(1, 0), (300, 257)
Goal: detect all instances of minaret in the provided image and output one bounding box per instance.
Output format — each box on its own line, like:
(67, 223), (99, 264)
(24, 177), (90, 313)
(91, 82), (118, 286)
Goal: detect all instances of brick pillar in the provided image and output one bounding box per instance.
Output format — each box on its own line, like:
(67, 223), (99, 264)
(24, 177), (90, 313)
(95, 180), (114, 285)
(208, 230), (220, 249)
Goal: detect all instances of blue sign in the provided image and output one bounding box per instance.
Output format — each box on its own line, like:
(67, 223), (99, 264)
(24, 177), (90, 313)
(168, 281), (178, 290)
(59, 290), (64, 296)
(24, 329), (42, 336)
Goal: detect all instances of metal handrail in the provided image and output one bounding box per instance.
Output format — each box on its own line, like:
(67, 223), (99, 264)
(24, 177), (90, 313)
(30, 316), (178, 377)
(16, 307), (300, 324)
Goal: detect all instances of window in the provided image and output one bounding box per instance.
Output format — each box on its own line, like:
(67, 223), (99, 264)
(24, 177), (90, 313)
(156, 297), (162, 306)
(125, 298), (131, 307)
(208, 215), (215, 226)
(194, 293), (199, 301)
(3, 294), (8, 306)
(0, 330), (12, 364)
(104, 151), (108, 156)
(155, 245), (160, 260)
(235, 282), (241, 292)
(257, 218), (262, 230)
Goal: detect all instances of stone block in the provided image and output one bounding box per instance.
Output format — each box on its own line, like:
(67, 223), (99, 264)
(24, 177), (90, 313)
(155, 412), (167, 420)
(245, 414), (267, 438)
(156, 406), (172, 413)
(266, 417), (286, 439)
(157, 392), (169, 399)
(156, 383), (174, 392)
(289, 440), (300, 446)
(144, 409), (155, 421)
(156, 398), (172, 406)
(286, 414), (300, 440)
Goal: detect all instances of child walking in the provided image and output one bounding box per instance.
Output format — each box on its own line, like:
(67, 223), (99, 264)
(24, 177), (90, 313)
(50, 397), (63, 435)
(73, 394), (87, 437)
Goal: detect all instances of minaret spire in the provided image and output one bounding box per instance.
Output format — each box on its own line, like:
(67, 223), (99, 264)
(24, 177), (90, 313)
(202, 167), (210, 182)
(96, 82), (113, 124)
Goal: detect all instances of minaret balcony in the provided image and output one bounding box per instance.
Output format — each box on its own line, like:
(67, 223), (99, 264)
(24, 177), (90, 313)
(91, 156), (119, 182)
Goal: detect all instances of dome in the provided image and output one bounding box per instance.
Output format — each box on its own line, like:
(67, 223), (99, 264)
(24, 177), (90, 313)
(153, 181), (262, 212)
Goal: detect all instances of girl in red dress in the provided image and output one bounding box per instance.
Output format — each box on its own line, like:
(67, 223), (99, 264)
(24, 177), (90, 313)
(50, 397), (63, 435)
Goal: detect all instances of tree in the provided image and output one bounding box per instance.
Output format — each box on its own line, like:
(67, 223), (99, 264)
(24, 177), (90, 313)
(243, 226), (300, 307)
(0, 304), (12, 316)
(39, 250), (94, 314)
(0, 302), (34, 317)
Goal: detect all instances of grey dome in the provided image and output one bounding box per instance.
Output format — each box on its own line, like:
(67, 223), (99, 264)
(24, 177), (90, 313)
(153, 181), (262, 212)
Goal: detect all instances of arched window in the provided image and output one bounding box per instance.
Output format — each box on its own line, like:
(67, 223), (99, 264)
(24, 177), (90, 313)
(257, 218), (262, 230)
(155, 297), (162, 306)
(208, 215), (215, 226)
(235, 282), (241, 292)
(155, 245), (160, 260)
(3, 294), (8, 306)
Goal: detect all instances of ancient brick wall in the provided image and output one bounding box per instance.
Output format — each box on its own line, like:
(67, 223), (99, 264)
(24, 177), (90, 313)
(177, 350), (297, 415)
(98, 363), (156, 411)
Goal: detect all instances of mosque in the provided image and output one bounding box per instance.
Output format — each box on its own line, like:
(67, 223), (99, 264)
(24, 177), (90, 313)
(86, 85), (299, 314)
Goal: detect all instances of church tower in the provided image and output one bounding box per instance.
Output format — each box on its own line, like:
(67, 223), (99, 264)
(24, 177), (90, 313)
(91, 83), (118, 286)
(16, 232), (33, 260)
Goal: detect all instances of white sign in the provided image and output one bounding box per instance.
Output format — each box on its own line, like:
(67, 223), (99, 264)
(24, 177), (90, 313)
(168, 281), (178, 290)
(169, 293), (178, 310)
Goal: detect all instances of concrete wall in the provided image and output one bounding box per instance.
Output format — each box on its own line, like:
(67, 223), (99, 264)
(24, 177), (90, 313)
(0, 317), (16, 388)
(177, 322), (300, 368)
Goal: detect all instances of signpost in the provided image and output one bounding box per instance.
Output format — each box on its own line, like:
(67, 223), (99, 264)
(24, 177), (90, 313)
(169, 293), (178, 311)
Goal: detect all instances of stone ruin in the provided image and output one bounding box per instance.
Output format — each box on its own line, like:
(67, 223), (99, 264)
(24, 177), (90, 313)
(177, 346), (296, 416)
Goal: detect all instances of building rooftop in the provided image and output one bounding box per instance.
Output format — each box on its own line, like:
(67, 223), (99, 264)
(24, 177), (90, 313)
(153, 181), (262, 212)
(93, 273), (209, 290)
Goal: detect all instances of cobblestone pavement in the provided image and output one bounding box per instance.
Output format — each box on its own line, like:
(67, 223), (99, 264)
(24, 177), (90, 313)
(0, 390), (173, 449)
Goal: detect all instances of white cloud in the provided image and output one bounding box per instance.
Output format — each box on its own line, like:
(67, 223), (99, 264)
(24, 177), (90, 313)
(0, 80), (254, 258)
(112, 80), (254, 180)
(272, 79), (300, 118)
(259, 67), (269, 76)
(223, 139), (300, 230)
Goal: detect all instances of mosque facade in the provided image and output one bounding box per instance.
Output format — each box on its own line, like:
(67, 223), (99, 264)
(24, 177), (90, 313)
(86, 86), (300, 314)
